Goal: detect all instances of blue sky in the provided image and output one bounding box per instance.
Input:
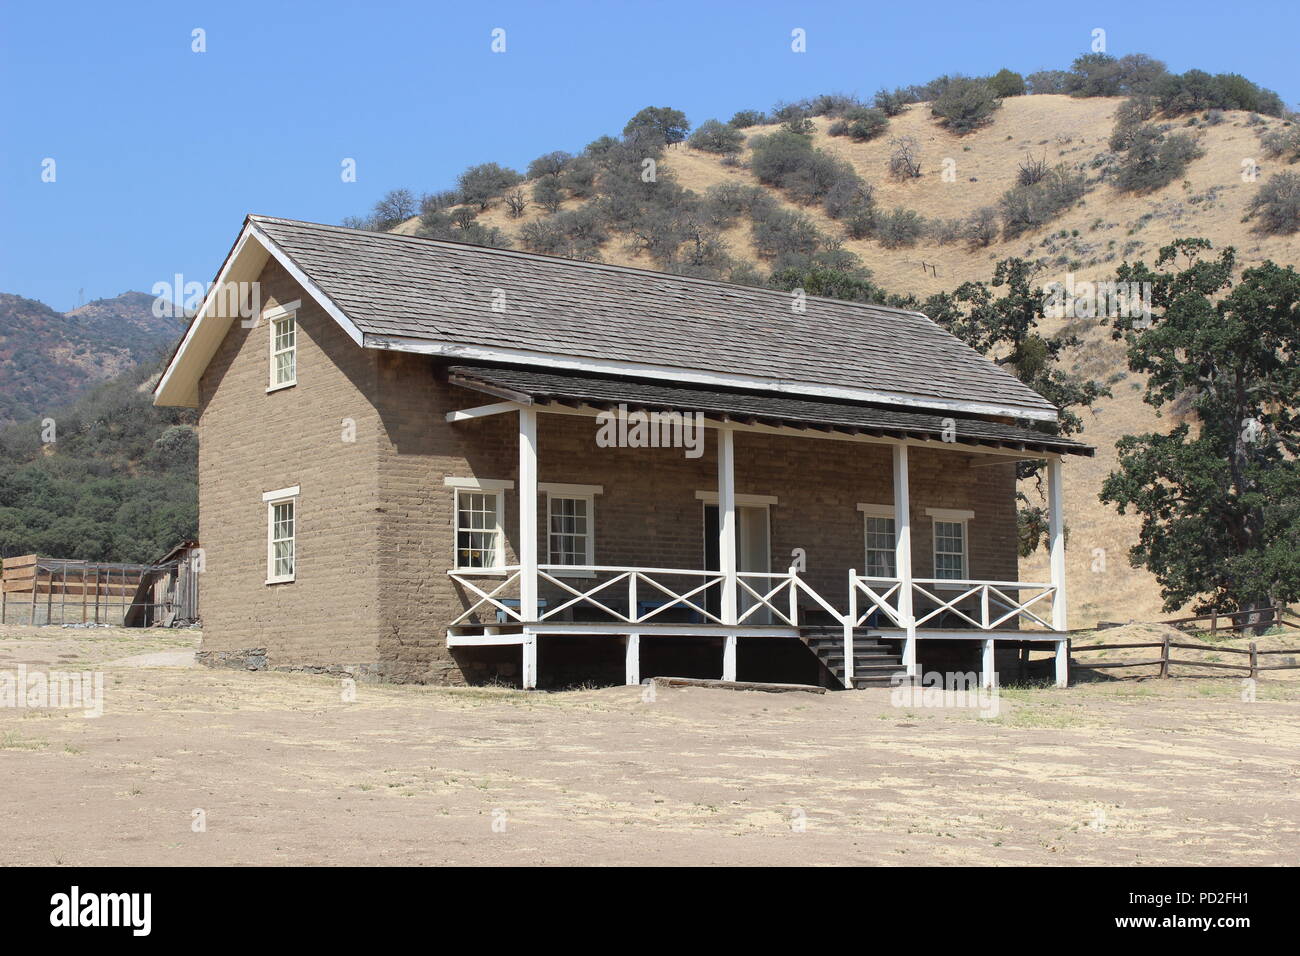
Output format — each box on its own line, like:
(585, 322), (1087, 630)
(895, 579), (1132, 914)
(2, 0), (1297, 312)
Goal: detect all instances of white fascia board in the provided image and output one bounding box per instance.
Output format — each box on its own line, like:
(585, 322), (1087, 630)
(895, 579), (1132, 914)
(362, 333), (1060, 423)
(153, 222), (365, 408)
(249, 223), (364, 347)
(153, 223), (266, 407)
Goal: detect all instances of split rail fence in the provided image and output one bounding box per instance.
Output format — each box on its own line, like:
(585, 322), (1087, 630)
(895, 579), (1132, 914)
(1072, 634), (1300, 679)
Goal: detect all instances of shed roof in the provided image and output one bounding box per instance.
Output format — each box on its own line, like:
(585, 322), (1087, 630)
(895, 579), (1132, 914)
(447, 364), (1093, 457)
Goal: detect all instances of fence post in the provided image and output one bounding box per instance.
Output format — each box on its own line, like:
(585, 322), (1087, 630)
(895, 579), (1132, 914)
(1159, 635), (1170, 678)
(1210, 612), (1217, 637)
(789, 569), (800, 626)
(1249, 641), (1258, 680)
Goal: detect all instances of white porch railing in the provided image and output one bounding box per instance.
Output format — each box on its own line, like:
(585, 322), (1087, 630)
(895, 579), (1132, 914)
(450, 566), (1060, 686)
(536, 565), (727, 625)
(850, 574), (1057, 631)
(448, 566), (522, 625)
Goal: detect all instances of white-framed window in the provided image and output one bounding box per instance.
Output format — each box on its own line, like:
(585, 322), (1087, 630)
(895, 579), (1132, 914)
(268, 309), (297, 390)
(926, 508), (973, 584)
(857, 504), (897, 578)
(444, 477), (513, 572)
(263, 485), (299, 584)
(541, 483), (602, 574)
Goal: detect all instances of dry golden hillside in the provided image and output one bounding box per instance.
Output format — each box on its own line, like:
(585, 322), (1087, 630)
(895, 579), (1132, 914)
(394, 94), (1299, 627)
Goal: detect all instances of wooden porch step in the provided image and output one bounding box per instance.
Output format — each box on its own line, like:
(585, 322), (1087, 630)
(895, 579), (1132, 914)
(798, 625), (904, 691)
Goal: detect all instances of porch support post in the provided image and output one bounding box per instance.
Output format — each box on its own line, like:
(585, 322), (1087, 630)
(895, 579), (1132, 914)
(519, 407), (539, 623)
(981, 638), (996, 691)
(625, 634), (640, 686)
(1055, 638), (1069, 689)
(1048, 456), (1067, 633)
(722, 635), (737, 682)
(718, 424), (738, 627)
(893, 444), (917, 678)
(522, 632), (537, 690)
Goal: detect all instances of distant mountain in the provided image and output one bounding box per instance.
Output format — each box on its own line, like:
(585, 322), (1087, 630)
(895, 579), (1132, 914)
(0, 290), (187, 427)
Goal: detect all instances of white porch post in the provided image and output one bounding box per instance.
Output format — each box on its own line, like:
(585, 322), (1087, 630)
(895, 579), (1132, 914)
(722, 635), (737, 682)
(1047, 456), (1067, 632)
(519, 407), (539, 623)
(893, 444), (917, 678)
(981, 638), (996, 690)
(1047, 456), (1069, 688)
(522, 632), (537, 690)
(718, 425), (738, 681)
(625, 634), (640, 686)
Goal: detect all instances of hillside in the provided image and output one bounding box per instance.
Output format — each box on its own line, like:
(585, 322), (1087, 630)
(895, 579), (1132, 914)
(0, 290), (186, 428)
(0, 356), (197, 563)
(387, 93), (1299, 627)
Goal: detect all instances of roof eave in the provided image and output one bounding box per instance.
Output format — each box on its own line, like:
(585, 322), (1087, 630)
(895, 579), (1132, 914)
(366, 332), (1062, 424)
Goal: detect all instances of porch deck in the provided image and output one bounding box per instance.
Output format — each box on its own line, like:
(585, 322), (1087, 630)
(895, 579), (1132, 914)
(447, 564), (1069, 690)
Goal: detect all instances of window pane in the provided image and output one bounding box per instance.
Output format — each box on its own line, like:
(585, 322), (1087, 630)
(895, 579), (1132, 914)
(548, 497), (589, 565)
(456, 492), (499, 567)
(864, 516), (896, 577)
(270, 500), (295, 579)
(275, 351), (295, 384)
(934, 520), (965, 579)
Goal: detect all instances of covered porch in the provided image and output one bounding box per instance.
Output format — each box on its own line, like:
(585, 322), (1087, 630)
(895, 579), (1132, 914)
(442, 364), (1089, 690)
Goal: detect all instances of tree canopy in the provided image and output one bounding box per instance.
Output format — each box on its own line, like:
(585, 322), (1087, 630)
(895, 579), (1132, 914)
(1101, 239), (1300, 618)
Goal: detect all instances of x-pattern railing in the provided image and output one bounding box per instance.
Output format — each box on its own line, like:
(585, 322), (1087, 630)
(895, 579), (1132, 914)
(451, 565), (1057, 636)
(850, 575), (904, 627)
(447, 567), (522, 625)
(537, 565), (727, 625)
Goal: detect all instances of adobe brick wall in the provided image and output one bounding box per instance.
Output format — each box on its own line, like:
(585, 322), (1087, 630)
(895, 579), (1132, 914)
(196, 259), (383, 674)
(195, 264), (1021, 685)
(371, 399), (1019, 684)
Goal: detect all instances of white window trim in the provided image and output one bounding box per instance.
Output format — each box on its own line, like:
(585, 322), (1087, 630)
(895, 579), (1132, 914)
(544, 491), (597, 576)
(924, 507), (975, 522)
(443, 476), (515, 492)
(451, 484), (507, 574)
(266, 305), (298, 393)
(694, 491), (778, 507)
(264, 486), (299, 585)
(926, 509), (972, 588)
(539, 482), (604, 497)
(857, 504), (897, 579)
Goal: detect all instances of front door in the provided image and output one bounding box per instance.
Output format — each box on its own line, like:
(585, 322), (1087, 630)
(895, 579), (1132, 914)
(703, 504), (772, 623)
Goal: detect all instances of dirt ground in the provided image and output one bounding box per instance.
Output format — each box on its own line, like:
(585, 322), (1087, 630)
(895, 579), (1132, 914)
(2, 624), (1297, 866)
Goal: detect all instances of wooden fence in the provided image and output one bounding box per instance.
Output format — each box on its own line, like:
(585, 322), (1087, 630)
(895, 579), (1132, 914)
(1160, 605), (1300, 636)
(3, 555), (152, 626)
(1072, 634), (1300, 679)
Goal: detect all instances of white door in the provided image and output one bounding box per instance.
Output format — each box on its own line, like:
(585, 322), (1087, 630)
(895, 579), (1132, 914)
(704, 504), (772, 622)
(736, 506), (772, 623)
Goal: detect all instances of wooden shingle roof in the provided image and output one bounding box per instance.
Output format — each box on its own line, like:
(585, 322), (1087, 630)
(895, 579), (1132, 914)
(248, 216), (1062, 422)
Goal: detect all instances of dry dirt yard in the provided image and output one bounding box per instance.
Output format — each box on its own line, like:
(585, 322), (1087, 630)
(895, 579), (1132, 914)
(2, 624), (1297, 866)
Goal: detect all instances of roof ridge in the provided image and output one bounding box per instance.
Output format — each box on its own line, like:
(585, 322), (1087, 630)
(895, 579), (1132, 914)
(246, 214), (934, 321)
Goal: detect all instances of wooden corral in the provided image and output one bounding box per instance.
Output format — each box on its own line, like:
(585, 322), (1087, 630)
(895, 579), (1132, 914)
(1, 545), (201, 627)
